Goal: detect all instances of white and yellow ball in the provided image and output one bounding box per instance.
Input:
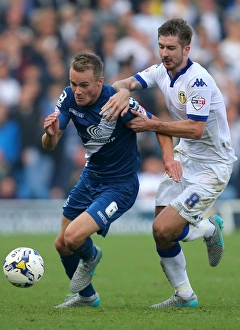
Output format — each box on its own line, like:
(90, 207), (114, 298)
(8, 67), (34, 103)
(3, 247), (44, 288)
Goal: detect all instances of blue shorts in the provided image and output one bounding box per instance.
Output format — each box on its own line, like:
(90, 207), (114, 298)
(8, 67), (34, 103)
(63, 170), (139, 237)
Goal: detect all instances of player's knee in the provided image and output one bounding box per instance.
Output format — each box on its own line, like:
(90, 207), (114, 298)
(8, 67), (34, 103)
(152, 222), (171, 242)
(64, 233), (77, 251)
(55, 236), (65, 253)
(64, 230), (85, 252)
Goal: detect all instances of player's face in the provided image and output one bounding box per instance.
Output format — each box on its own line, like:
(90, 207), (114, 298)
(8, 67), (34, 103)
(158, 35), (190, 77)
(69, 68), (103, 106)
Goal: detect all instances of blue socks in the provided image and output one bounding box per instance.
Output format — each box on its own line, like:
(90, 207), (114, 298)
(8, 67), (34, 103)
(156, 224), (190, 258)
(72, 237), (96, 261)
(60, 237), (97, 298)
(174, 224), (189, 242)
(60, 253), (80, 279)
(157, 241), (181, 258)
(61, 254), (96, 297)
(79, 283), (95, 297)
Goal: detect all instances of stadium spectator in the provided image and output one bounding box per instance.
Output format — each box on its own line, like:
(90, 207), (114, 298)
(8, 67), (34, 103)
(93, 0), (119, 27)
(163, 0), (198, 26)
(218, 9), (240, 85)
(194, 0), (223, 43)
(0, 176), (17, 199)
(11, 80), (55, 199)
(207, 44), (240, 107)
(137, 155), (165, 208)
(113, 22), (156, 72)
(130, 0), (165, 55)
(0, 53), (21, 107)
(221, 103), (240, 199)
(58, 3), (78, 45)
(0, 104), (21, 170)
(97, 35), (121, 83)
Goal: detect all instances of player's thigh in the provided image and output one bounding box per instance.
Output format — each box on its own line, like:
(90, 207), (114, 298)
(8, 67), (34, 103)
(155, 172), (184, 207)
(65, 211), (100, 244)
(63, 174), (139, 238)
(155, 206), (165, 218)
(62, 178), (93, 221)
(171, 162), (232, 224)
(87, 177), (139, 237)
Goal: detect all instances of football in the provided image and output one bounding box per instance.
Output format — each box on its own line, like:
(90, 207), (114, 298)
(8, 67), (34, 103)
(3, 247), (44, 288)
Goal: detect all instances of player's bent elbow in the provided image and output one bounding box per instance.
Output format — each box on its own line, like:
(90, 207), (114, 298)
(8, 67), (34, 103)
(43, 145), (56, 151)
(42, 138), (58, 150)
(189, 121), (205, 139)
(193, 129), (205, 139)
(192, 132), (203, 139)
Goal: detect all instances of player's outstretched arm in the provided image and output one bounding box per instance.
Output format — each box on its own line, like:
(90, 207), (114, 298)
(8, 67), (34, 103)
(100, 76), (142, 121)
(127, 110), (206, 139)
(42, 112), (63, 150)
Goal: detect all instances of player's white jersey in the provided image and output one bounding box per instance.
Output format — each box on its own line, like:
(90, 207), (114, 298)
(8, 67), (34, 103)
(134, 59), (237, 164)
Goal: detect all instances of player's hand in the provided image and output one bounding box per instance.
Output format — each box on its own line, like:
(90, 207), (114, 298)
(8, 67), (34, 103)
(126, 110), (151, 132)
(100, 89), (130, 121)
(164, 159), (182, 183)
(43, 112), (59, 136)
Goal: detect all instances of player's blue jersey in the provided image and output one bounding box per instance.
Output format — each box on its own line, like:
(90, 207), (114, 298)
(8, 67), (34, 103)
(55, 84), (152, 180)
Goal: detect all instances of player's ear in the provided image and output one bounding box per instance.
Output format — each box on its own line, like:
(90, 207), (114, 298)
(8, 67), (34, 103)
(98, 77), (104, 86)
(184, 45), (190, 56)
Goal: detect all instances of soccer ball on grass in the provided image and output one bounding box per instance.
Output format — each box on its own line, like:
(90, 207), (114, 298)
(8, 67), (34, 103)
(3, 247), (44, 288)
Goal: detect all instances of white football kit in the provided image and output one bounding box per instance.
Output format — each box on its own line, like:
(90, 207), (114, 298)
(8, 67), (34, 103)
(134, 59), (237, 223)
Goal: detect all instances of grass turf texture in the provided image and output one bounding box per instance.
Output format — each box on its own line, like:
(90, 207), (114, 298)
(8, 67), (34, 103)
(0, 232), (240, 330)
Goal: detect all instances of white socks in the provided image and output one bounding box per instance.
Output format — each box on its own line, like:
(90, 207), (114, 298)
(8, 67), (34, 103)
(182, 218), (215, 242)
(159, 218), (216, 298)
(161, 249), (194, 298)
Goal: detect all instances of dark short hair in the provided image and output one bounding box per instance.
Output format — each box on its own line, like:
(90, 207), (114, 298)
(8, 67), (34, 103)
(158, 18), (193, 47)
(70, 52), (104, 80)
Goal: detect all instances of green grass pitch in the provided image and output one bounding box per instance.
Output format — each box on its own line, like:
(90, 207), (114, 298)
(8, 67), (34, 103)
(0, 232), (240, 330)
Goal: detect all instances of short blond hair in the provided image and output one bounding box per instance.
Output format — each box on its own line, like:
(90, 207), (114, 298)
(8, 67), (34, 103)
(70, 52), (104, 80)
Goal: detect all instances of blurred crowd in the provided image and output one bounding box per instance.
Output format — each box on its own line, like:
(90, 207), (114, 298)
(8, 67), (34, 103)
(0, 0), (240, 200)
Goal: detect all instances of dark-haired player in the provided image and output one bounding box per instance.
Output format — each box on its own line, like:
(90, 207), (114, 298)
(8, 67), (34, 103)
(101, 18), (237, 308)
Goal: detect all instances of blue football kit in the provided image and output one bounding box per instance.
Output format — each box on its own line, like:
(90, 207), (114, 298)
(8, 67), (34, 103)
(55, 84), (152, 236)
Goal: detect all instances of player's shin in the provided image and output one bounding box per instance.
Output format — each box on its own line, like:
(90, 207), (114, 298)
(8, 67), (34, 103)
(60, 254), (80, 279)
(72, 236), (96, 261)
(157, 243), (194, 298)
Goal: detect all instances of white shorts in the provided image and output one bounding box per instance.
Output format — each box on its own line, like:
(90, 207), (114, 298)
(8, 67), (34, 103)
(155, 150), (233, 225)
